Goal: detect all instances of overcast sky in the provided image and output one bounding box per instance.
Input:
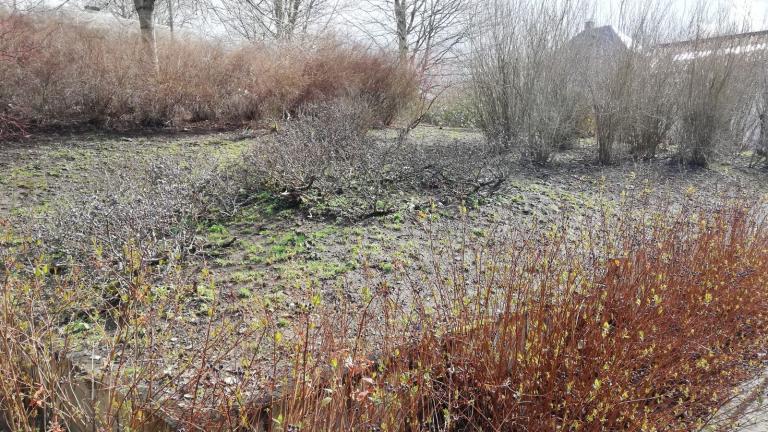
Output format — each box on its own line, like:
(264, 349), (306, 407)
(8, 0), (768, 43)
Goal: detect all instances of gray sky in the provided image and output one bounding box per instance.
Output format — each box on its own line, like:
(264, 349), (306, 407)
(9, 0), (768, 42)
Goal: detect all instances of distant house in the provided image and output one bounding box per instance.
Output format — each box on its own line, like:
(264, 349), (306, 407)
(566, 21), (632, 66)
(569, 21), (632, 52)
(566, 22), (768, 147)
(563, 21), (634, 95)
(561, 21), (768, 156)
(652, 30), (768, 152)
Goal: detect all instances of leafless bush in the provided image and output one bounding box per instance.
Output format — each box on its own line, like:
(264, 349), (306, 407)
(0, 17), (417, 132)
(748, 89), (768, 167)
(31, 153), (249, 309)
(470, 0), (768, 167)
(401, 138), (509, 200)
(575, 38), (631, 164)
(245, 98), (508, 219)
(664, 7), (759, 167)
(244, 99), (374, 206)
(597, 3), (678, 161)
(0, 237), (272, 432)
(621, 58), (677, 159)
(39, 158), (197, 265)
(0, 13), (34, 140)
(470, 0), (584, 164)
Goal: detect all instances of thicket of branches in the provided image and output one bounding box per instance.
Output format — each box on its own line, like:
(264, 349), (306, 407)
(0, 14), (417, 134)
(4, 199), (768, 431)
(470, 0), (768, 167)
(0, 12), (32, 139)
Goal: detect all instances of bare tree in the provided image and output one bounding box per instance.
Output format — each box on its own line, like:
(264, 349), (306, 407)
(470, 0), (585, 163)
(354, 0), (472, 143)
(154, 0), (206, 35)
(94, 0), (137, 19)
(357, 0), (471, 74)
(87, 0), (203, 37)
(214, 0), (339, 41)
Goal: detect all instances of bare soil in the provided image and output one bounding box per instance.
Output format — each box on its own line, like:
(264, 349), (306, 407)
(2, 126), (767, 426)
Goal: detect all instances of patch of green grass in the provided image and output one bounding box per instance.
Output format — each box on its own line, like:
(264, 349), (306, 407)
(231, 270), (265, 284)
(196, 285), (216, 302)
(311, 226), (337, 240)
(9, 166), (48, 190)
(65, 320), (91, 334)
(208, 224), (227, 234)
(266, 232), (307, 263)
(378, 262), (394, 273)
(306, 260), (348, 279)
(242, 240), (266, 264)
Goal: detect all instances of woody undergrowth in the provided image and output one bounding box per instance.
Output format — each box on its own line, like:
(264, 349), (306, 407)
(270, 201), (768, 431)
(2, 199), (768, 431)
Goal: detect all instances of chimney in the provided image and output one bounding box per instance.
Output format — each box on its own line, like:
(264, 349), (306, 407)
(585, 20), (595, 31)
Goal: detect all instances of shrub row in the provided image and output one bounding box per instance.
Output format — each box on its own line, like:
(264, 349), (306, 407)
(0, 14), (417, 134)
(470, 0), (763, 166)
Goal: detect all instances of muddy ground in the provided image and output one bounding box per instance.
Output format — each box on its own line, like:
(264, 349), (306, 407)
(2, 126), (767, 427)
(2, 126), (766, 341)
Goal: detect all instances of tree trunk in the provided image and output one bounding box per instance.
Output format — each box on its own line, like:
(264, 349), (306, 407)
(286, 0), (302, 39)
(134, 0), (158, 72)
(595, 108), (613, 165)
(394, 0), (409, 61)
(274, 0), (285, 39)
(168, 0), (174, 40)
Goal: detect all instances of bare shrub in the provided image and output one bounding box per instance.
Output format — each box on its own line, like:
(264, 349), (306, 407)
(748, 88), (768, 167)
(0, 13), (34, 140)
(0, 17), (417, 132)
(598, 3), (679, 161)
(243, 99), (374, 207)
(622, 57), (677, 159)
(36, 158), (196, 285)
(421, 88), (478, 129)
(265, 201), (768, 431)
(245, 98), (508, 219)
(29, 152), (250, 312)
(8, 200), (762, 431)
(660, 7), (763, 167)
(471, 0), (766, 166)
(0, 239), (270, 432)
(470, 0), (584, 164)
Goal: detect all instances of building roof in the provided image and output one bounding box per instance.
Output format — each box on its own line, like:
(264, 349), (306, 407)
(653, 29), (768, 62)
(568, 23), (633, 53)
(568, 21), (768, 63)
(656, 29), (768, 49)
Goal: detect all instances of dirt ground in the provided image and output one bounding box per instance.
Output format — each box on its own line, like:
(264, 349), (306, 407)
(2, 126), (768, 426)
(3, 127), (764, 295)
(3, 126), (767, 338)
